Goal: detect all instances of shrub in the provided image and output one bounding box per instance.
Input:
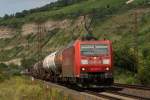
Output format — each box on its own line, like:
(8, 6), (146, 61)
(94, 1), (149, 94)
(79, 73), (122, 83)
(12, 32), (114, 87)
(114, 67), (139, 84)
(8, 63), (22, 76)
(0, 63), (9, 70)
(21, 58), (37, 69)
(0, 63), (10, 81)
(138, 57), (150, 85)
(114, 45), (138, 72)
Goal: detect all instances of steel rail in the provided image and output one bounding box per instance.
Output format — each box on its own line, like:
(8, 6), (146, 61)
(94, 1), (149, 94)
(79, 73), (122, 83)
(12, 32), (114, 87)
(84, 90), (121, 100)
(107, 91), (150, 100)
(114, 83), (150, 90)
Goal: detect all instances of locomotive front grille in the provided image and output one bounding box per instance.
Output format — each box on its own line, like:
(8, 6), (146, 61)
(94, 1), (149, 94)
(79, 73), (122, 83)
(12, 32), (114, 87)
(80, 72), (113, 85)
(80, 72), (105, 78)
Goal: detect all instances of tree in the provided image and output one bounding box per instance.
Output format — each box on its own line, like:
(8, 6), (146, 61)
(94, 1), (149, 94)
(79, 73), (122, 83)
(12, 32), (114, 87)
(114, 45), (138, 72)
(138, 58), (150, 85)
(21, 58), (36, 69)
(3, 14), (10, 19)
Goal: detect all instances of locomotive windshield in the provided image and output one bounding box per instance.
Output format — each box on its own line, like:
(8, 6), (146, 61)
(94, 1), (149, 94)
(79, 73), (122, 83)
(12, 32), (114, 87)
(80, 44), (108, 56)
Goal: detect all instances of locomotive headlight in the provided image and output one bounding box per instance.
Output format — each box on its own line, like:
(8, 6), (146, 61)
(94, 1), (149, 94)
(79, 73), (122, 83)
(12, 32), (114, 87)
(102, 59), (110, 64)
(106, 67), (110, 71)
(81, 68), (86, 71)
(81, 60), (88, 64)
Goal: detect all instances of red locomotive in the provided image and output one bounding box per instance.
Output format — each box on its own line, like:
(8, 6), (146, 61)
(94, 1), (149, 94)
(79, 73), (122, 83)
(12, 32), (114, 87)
(31, 39), (113, 87)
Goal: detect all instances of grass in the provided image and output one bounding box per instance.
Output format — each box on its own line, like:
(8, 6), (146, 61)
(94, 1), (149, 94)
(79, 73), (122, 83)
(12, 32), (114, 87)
(0, 46), (23, 61)
(114, 68), (139, 84)
(0, 76), (52, 100)
(0, 63), (57, 100)
(0, 74), (76, 100)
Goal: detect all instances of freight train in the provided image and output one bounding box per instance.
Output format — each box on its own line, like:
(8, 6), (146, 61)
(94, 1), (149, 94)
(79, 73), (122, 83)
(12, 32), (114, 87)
(29, 39), (114, 87)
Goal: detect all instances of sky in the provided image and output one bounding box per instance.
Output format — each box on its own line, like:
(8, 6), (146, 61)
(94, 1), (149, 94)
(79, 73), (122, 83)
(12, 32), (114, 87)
(0, 0), (57, 17)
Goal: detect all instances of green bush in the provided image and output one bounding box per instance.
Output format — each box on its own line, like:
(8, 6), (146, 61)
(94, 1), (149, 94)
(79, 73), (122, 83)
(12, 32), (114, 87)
(138, 57), (150, 85)
(114, 67), (139, 84)
(0, 63), (10, 81)
(21, 58), (37, 69)
(0, 63), (9, 70)
(114, 45), (138, 72)
(0, 63), (21, 79)
(8, 63), (22, 76)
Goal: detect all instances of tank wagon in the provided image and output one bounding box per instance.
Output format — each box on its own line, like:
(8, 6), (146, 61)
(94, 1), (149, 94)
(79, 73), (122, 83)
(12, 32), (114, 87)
(31, 39), (113, 87)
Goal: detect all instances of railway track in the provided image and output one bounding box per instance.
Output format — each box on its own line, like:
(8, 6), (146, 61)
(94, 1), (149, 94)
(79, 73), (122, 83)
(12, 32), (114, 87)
(105, 91), (150, 100)
(108, 83), (150, 100)
(62, 83), (150, 100)
(84, 86), (150, 100)
(114, 83), (150, 90)
(85, 88), (150, 100)
(28, 76), (150, 100)
(84, 90), (139, 100)
(69, 83), (150, 100)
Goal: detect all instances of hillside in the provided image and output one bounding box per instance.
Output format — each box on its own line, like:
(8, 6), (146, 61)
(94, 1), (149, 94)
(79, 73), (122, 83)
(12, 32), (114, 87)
(0, 0), (150, 86)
